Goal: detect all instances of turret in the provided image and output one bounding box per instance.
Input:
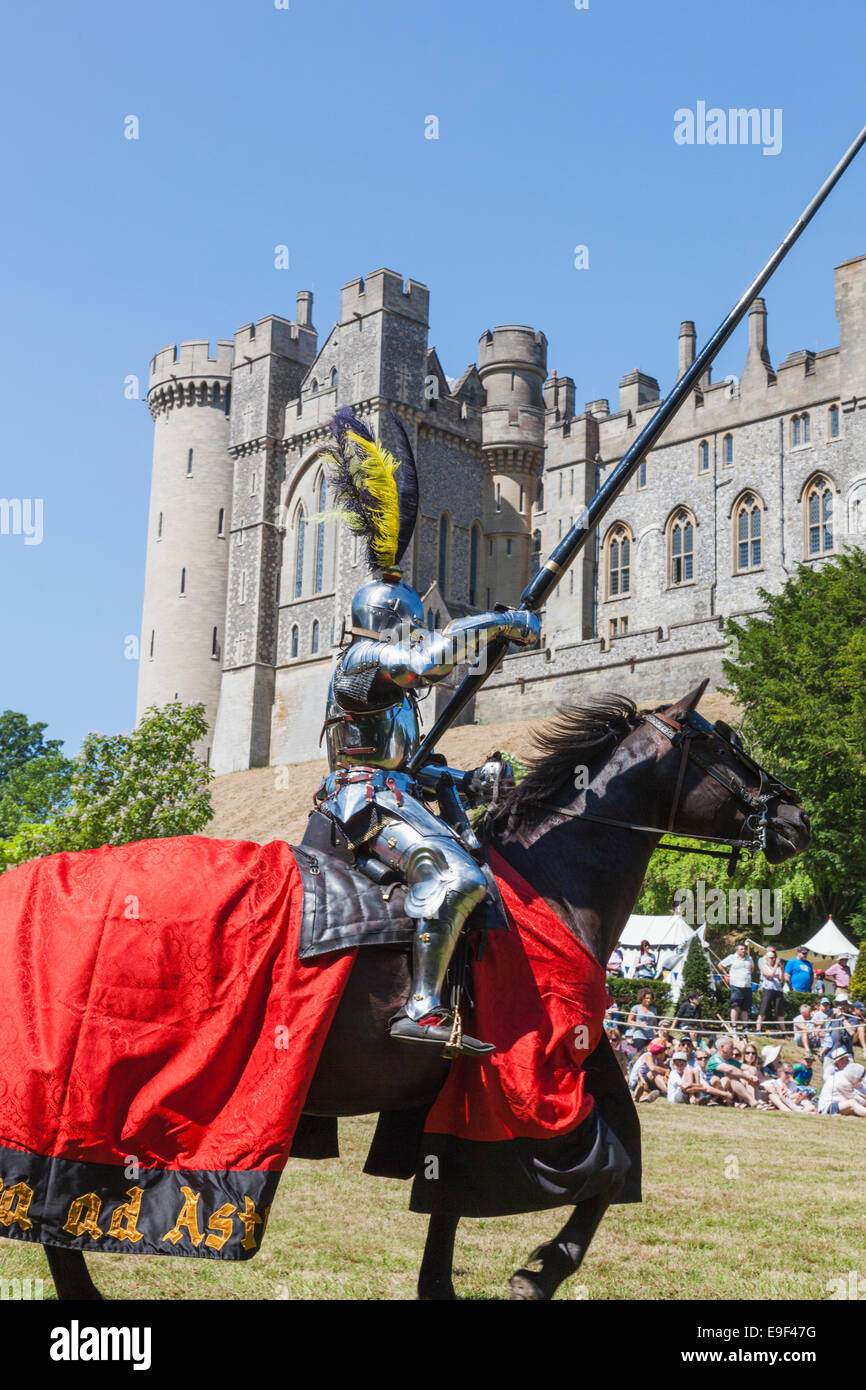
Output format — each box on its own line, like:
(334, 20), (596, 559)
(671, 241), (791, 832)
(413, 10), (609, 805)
(478, 325), (547, 602)
(138, 340), (235, 762)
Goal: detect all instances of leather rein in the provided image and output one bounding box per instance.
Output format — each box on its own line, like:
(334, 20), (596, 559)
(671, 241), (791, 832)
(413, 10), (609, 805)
(535, 708), (800, 877)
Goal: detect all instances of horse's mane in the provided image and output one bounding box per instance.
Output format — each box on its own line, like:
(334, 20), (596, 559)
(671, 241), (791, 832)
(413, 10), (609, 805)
(485, 694), (640, 834)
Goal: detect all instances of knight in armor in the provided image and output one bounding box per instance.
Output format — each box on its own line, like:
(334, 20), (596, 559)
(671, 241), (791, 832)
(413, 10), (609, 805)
(314, 408), (540, 1056)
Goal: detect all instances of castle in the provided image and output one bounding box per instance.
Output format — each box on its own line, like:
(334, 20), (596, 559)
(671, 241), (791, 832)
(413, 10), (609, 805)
(137, 258), (866, 771)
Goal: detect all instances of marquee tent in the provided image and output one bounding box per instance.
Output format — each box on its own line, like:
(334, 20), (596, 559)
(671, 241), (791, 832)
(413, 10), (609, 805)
(798, 917), (859, 962)
(618, 914), (695, 950)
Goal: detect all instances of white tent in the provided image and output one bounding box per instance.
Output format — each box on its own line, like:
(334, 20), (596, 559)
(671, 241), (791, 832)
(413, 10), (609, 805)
(618, 914), (695, 949)
(799, 917), (859, 962)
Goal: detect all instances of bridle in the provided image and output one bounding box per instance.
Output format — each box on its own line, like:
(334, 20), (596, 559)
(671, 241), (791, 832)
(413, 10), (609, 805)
(537, 707), (802, 876)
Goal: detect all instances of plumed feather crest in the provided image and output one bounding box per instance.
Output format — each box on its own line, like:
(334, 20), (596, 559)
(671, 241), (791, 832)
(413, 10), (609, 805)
(320, 409), (418, 570)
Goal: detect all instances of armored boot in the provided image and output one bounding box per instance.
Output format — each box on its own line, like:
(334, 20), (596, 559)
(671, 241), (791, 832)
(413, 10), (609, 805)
(390, 915), (494, 1056)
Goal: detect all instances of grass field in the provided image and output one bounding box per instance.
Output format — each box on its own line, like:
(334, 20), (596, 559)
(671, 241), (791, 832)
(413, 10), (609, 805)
(2, 1103), (862, 1301)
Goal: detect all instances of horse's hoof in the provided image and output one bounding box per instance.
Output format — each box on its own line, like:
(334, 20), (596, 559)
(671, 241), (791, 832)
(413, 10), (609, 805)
(509, 1271), (548, 1300)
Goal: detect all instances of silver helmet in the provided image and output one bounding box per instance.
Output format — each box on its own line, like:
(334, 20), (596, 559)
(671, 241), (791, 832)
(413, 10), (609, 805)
(351, 568), (424, 635)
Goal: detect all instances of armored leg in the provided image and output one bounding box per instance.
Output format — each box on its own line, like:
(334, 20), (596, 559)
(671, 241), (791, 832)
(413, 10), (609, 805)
(370, 821), (492, 1057)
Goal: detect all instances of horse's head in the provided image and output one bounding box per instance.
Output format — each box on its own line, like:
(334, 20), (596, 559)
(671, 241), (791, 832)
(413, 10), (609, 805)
(648, 679), (811, 864)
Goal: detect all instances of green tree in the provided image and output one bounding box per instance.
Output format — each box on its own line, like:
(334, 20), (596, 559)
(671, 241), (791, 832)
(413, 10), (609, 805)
(680, 933), (711, 994)
(0, 711), (73, 835)
(0, 703), (213, 871)
(721, 550), (866, 938)
(850, 941), (866, 1004)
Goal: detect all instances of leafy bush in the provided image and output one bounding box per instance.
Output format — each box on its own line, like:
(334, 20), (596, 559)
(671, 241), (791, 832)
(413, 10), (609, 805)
(606, 977), (673, 1015)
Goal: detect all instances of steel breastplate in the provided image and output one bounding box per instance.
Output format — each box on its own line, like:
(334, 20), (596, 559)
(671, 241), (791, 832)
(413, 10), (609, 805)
(325, 676), (420, 771)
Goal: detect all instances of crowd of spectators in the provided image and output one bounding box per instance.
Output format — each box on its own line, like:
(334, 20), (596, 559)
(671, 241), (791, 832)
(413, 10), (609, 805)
(604, 970), (866, 1118)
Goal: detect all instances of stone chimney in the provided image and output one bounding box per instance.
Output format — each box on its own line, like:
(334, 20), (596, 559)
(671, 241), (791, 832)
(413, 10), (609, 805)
(741, 297), (774, 388)
(678, 320), (696, 380)
(296, 290), (313, 328)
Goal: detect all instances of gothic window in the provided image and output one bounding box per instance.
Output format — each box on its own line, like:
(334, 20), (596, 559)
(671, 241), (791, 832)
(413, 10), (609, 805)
(607, 524), (632, 598)
(734, 493), (762, 573)
(805, 476), (833, 557)
(723, 434), (734, 465)
(536, 479), (544, 512)
(310, 378), (319, 393)
(294, 505), (306, 598)
(802, 413), (811, 443)
(698, 440), (709, 472)
(669, 509), (695, 586)
(638, 460), (647, 489)
(187, 449), (193, 476)
(438, 514), (449, 595)
(829, 404), (840, 438)
(311, 620), (319, 655)
(792, 413), (811, 447)
(330, 367), (338, 388)
(290, 624), (299, 658)
(469, 523), (481, 606)
(314, 475), (326, 594)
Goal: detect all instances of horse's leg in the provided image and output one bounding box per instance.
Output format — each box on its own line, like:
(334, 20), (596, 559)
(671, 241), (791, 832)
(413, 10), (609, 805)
(417, 1213), (460, 1300)
(44, 1246), (103, 1301)
(508, 1193), (611, 1301)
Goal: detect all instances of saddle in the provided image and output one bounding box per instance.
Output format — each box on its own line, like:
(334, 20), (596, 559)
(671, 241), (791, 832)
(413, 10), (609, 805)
(294, 809), (507, 962)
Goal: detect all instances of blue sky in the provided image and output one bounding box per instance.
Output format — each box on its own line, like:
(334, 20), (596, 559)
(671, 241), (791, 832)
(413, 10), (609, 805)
(1, 0), (864, 754)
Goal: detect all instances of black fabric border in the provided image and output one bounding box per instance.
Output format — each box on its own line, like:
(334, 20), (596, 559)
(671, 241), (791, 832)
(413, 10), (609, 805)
(0, 1144), (280, 1260)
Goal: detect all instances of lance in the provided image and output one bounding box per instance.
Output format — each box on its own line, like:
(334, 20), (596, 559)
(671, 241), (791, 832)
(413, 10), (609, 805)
(408, 122), (866, 776)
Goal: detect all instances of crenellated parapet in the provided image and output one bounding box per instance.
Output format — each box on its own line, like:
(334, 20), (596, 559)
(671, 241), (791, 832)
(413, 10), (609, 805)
(148, 340), (234, 420)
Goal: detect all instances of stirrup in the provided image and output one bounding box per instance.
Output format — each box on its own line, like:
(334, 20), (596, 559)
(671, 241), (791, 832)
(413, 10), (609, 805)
(389, 1008), (494, 1058)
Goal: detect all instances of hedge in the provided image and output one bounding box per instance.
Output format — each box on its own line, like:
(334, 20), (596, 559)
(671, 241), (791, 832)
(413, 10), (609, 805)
(606, 978), (841, 1025)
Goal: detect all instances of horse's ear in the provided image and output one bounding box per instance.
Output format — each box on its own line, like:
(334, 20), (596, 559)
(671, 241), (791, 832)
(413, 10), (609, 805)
(663, 678), (709, 721)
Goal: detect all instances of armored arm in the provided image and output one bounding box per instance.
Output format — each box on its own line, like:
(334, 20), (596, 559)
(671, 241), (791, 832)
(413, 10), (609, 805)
(377, 609), (540, 690)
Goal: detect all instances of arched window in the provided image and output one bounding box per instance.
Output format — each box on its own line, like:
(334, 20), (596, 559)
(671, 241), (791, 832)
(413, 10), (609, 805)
(723, 434), (734, 465)
(734, 493), (762, 573)
(669, 510), (695, 586)
(802, 413), (810, 443)
(829, 404), (840, 438)
(294, 505), (306, 598)
(438, 513), (449, 595)
(469, 523), (481, 606)
(314, 475), (326, 593)
(310, 378), (319, 393)
(698, 440), (709, 472)
(536, 479), (544, 511)
(805, 476), (833, 556)
(607, 524), (632, 597)
(290, 625), (299, 658)
(330, 367), (338, 388)
(311, 620), (319, 654)
(792, 413), (811, 447)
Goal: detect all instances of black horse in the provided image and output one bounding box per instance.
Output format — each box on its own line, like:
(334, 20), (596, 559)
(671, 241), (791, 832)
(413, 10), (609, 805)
(44, 680), (809, 1300)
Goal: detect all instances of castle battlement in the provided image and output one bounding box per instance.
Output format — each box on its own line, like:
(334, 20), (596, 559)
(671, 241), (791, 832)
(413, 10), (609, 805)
(149, 340), (234, 390)
(339, 268), (429, 325)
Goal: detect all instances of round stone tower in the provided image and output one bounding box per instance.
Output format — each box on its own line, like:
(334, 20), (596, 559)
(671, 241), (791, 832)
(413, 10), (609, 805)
(138, 339), (235, 761)
(477, 325), (547, 603)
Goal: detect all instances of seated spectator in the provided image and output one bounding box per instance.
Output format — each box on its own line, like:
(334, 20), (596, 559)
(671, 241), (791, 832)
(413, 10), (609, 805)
(776, 1061), (818, 1113)
(818, 1046), (866, 1116)
(666, 1051), (698, 1103)
(792, 1053), (815, 1088)
(847, 1001), (866, 1053)
(821, 1008), (856, 1077)
(605, 1026), (628, 1076)
(630, 1039), (668, 1102)
(634, 939), (657, 980)
(705, 1036), (760, 1108)
(811, 999), (830, 1028)
(674, 990), (702, 1050)
(793, 1004), (821, 1051)
(691, 1048), (731, 1105)
(784, 946), (815, 994)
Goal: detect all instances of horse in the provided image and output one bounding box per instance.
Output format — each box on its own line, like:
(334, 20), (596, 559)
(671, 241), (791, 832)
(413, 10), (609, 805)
(38, 679), (810, 1301)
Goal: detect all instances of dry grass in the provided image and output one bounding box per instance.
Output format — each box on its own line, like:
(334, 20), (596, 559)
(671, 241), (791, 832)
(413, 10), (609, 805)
(2, 1101), (861, 1301)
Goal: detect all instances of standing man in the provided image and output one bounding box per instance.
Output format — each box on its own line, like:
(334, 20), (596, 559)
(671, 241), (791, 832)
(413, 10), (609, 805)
(823, 956), (853, 1003)
(718, 941), (754, 1030)
(784, 946), (815, 995)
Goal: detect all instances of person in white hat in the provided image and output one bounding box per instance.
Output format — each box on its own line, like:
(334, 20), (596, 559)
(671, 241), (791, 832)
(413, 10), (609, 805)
(817, 1046), (866, 1116)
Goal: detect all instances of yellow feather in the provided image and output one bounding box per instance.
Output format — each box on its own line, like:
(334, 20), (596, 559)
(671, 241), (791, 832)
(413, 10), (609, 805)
(346, 430), (401, 567)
